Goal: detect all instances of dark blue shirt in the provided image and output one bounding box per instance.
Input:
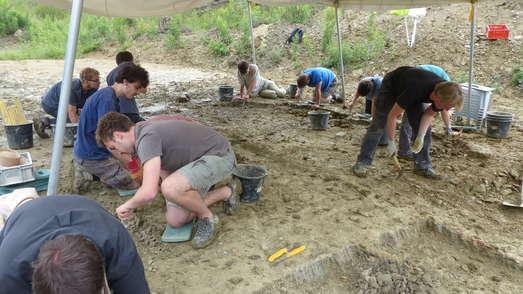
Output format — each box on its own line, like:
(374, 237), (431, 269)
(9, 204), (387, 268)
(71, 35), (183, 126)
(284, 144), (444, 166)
(0, 196), (150, 294)
(304, 68), (336, 94)
(362, 76), (383, 102)
(74, 87), (119, 160)
(41, 78), (96, 112)
(106, 62), (139, 114)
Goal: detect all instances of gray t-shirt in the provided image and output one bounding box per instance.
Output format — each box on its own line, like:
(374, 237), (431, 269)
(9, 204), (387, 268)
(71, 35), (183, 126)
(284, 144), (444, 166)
(238, 64), (264, 95)
(134, 120), (231, 172)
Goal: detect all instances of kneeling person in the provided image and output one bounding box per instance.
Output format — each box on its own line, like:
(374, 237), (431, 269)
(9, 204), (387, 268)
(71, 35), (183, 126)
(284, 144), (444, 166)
(237, 61), (286, 100)
(97, 112), (240, 249)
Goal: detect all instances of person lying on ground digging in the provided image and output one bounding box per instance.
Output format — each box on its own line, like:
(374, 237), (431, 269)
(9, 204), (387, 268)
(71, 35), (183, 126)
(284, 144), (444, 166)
(106, 51), (145, 123)
(347, 76), (414, 159)
(295, 67), (342, 108)
(34, 67), (100, 138)
(0, 192), (149, 294)
(352, 66), (463, 179)
(237, 60), (286, 101)
(73, 63), (149, 192)
(96, 112), (242, 249)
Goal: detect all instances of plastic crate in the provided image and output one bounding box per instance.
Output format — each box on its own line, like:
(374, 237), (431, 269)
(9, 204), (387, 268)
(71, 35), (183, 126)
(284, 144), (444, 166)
(453, 83), (494, 130)
(0, 152), (35, 186)
(486, 24), (509, 40)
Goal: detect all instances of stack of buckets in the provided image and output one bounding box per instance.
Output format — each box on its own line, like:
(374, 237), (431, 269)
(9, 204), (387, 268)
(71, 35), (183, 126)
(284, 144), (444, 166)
(485, 111), (514, 139)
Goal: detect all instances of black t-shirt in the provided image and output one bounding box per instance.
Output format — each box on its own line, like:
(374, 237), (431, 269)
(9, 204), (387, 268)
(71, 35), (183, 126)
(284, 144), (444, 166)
(385, 66), (445, 112)
(0, 196), (149, 294)
(41, 78), (96, 111)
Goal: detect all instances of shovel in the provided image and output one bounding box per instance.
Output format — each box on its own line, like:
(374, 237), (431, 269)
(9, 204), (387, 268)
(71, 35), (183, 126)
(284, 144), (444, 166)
(502, 180), (523, 208)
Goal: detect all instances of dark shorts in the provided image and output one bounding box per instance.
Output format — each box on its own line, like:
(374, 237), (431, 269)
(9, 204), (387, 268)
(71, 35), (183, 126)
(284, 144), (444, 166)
(74, 156), (136, 190)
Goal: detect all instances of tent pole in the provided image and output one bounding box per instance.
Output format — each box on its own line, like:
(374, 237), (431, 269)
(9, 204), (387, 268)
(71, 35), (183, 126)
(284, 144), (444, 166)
(247, 1), (256, 63)
(466, 1), (477, 127)
(48, 0), (84, 195)
(334, 2), (345, 101)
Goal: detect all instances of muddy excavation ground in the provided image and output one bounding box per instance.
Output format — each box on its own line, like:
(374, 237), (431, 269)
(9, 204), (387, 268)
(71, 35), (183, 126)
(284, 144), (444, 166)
(0, 57), (522, 294)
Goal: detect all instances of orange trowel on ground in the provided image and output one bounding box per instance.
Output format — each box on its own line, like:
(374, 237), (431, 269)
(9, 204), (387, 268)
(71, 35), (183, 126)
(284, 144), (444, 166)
(502, 180), (523, 208)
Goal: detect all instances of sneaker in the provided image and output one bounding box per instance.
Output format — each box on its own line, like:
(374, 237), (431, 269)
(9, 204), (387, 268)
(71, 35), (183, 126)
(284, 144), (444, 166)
(352, 162), (368, 178)
(73, 161), (93, 193)
(397, 152), (415, 161)
(192, 215), (220, 249)
(224, 177), (242, 215)
(33, 116), (50, 139)
(414, 168), (441, 180)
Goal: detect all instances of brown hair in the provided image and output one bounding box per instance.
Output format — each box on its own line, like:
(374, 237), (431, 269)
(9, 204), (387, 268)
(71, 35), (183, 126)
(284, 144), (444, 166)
(237, 61), (249, 74)
(96, 112), (134, 146)
(357, 80), (373, 96)
(434, 82), (463, 111)
(297, 74), (309, 88)
(115, 63), (150, 88)
(79, 67), (100, 82)
(32, 235), (105, 294)
(116, 51), (134, 65)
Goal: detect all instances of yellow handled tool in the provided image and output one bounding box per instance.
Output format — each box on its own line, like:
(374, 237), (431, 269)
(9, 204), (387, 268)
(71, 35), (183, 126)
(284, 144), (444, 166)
(268, 244), (306, 263)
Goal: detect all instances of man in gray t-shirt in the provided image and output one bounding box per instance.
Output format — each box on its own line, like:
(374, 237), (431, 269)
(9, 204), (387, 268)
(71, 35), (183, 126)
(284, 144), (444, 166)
(96, 112), (241, 249)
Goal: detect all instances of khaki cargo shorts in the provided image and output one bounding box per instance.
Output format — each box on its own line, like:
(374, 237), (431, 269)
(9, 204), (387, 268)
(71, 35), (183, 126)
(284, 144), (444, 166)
(166, 149), (236, 210)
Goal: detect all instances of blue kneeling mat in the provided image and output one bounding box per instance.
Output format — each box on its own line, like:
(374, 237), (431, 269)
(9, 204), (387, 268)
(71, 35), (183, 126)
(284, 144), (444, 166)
(161, 221), (194, 243)
(116, 188), (138, 197)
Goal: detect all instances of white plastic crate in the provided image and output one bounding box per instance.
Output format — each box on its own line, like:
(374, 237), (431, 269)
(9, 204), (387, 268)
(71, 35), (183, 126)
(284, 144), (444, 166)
(0, 152), (35, 186)
(453, 83), (494, 129)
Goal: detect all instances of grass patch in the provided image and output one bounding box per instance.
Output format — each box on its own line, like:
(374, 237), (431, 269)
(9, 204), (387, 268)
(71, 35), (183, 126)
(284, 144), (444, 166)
(511, 67), (523, 90)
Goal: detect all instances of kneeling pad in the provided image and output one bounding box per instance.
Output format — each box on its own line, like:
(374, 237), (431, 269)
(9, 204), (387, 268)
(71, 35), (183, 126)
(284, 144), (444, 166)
(117, 188), (138, 197)
(161, 221), (193, 243)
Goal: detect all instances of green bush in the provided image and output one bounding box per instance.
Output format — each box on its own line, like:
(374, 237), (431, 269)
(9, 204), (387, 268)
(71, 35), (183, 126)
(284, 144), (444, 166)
(207, 39), (229, 56)
(0, 0), (28, 36)
(321, 8), (335, 53)
(511, 67), (523, 90)
(33, 5), (66, 19)
(322, 13), (385, 70)
(165, 16), (182, 49)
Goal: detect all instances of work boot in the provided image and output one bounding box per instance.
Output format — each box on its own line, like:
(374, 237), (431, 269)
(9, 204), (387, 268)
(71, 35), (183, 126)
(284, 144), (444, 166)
(224, 177), (242, 215)
(397, 152), (414, 161)
(73, 161), (93, 193)
(33, 116), (50, 139)
(414, 168), (441, 180)
(352, 162), (368, 178)
(192, 215), (220, 249)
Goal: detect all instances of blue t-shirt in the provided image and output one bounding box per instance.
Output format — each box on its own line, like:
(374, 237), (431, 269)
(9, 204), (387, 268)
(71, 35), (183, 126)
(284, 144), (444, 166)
(304, 68), (336, 94)
(74, 87), (120, 160)
(41, 78), (96, 111)
(362, 76), (383, 102)
(417, 65), (451, 81)
(106, 62), (139, 114)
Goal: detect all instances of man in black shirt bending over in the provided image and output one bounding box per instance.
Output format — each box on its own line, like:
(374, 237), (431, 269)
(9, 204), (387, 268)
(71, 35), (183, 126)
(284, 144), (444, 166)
(352, 66), (463, 179)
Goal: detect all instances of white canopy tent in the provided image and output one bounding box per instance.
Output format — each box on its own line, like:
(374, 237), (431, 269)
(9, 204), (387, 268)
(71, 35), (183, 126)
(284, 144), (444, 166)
(42, 0), (478, 195)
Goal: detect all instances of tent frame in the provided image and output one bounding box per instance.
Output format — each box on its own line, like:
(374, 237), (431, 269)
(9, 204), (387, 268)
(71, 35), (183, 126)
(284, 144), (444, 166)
(47, 0), (478, 195)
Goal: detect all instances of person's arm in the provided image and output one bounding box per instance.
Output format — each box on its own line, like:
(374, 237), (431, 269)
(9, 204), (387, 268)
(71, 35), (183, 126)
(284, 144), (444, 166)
(386, 103), (405, 141)
(314, 82), (322, 106)
(67, 105), (79, 123)
(371, 95), (378, 118)
(116, 156), (161, 220)
(441, 110), (452, 134)
(109, 255), (150, 294)
(412, 108), (437, 153)
(295, 87), (302, 99)
(239, 84), (245, 99)
(347, 90), (360, 111)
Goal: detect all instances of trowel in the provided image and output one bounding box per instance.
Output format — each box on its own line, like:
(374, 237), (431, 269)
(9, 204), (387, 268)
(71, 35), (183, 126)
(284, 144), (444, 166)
(502, 180), (523, 208)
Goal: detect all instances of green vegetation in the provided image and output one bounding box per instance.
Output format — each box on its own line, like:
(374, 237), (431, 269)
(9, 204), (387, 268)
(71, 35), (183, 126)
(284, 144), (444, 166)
(511, 67), (523, 90)
(0, 0), (28, 36)
(322, 12), (385, 70)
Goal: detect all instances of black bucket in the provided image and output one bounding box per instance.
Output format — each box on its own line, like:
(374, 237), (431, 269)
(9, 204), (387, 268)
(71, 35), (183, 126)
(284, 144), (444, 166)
(486, 111), (513, 139)
(51, 123), (78, 147)
(308, 111), (330, 130)
(218, 85), (234, 102)
(288, 84), (298, 98)
(232, 164), (268, 203)
(4, 122), (33, 149)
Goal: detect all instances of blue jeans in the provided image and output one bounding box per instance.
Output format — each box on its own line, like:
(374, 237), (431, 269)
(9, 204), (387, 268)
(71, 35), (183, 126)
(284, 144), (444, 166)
(356, 81), (432, 170)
